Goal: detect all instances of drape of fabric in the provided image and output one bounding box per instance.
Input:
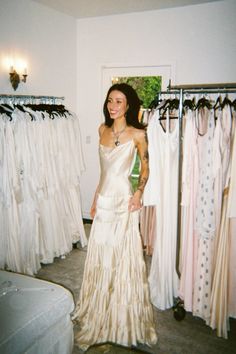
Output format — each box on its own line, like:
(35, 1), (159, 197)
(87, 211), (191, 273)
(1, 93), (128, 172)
(0, 106), (87, 275)
(142, 114), (159, 207)
(228, 111), (236, 319)
(227, 110), (236, 218)
(212, 105), (231, 271)
(209, 187), (230, 338)
(144, 110), (179, 310)
(178, 109), (199, 311)
(140, 206), (156, 256)
(193, 108), (216, 323)
(209, 110), (236, 337)
(228, 218), (236, 318)
(72, 140), (157, 351)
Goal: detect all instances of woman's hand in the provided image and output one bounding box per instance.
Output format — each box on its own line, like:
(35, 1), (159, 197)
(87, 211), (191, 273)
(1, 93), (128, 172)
(90, 181), (101, 219)
(128, 190), (142, 212)
(90, 200), (97, 219)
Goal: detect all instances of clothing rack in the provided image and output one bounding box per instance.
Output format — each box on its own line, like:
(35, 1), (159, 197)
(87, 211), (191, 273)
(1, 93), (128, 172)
(169, 82), (236, 90)
(0, 94), (69, 120)
(0, 97), (87, 276)
(0, 94), (65, 105)
(156, 83), (236, 292)
(166, 84), (236, 276)
(151, 83), (236, 328)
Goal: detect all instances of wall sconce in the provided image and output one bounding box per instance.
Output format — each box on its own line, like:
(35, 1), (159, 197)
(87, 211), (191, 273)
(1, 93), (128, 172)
(9, 66), (27, 91)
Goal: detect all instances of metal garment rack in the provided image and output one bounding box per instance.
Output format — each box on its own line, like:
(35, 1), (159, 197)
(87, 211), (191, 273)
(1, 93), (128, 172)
(0, 94), (65, 104)
(157, 83), (236, 280)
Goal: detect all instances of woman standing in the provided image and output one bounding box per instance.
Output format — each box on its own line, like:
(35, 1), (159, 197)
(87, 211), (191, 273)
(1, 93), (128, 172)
(72, 83), (157, 351)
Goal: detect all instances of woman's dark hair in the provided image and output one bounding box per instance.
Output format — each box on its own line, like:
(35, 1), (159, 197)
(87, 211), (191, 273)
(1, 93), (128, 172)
(103, 83), (145, 129)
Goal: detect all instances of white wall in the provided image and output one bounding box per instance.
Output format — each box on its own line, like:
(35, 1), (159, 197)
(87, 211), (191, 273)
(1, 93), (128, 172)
(0, 0), (77, 110)
(1, 0), (235, 219)
(76, 0), (236, 218)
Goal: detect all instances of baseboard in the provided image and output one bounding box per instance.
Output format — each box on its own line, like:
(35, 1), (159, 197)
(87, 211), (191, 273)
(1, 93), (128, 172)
(83, 218), (93, 224)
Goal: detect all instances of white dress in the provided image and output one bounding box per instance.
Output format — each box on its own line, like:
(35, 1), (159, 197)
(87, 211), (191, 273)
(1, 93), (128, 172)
(227, 111), (236, 319)
(178, 109), (199, 312)
(73, 140), (157, 351)
(193, 108), (215, 322)
(210, 106), (236, 338)
(212, 105), (231, 241)
(1, 115), (22, 273)
(144, 110), (179, 310)
(0, 106), (87, 275)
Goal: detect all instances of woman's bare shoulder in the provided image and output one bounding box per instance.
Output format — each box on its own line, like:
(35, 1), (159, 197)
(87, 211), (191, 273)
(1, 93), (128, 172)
(99, 123), (107, 136)
(131, 127), (147, 142)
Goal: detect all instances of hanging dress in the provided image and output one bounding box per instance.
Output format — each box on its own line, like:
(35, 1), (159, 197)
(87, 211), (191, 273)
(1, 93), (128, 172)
(72, 140), (157, 351)
(178, 109), (199, 311)
(0, 105), (87, 275)
(13, 108), (41, 275)
(1, 115), (22, 273)
(210, 105), (235, 338)
(140, 205), (156, 255)
(193, 108), (215, 322)
(144, 110), (179, 310)
(212, 104), (231, 249)
(228, 110), (236, 319)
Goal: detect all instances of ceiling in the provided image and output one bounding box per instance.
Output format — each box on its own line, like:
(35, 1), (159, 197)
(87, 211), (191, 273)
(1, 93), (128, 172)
(31, 0), (221, 19)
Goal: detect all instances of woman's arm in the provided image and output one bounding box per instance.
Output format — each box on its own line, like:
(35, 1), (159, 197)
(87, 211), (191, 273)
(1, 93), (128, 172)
(90, 183), (100, 218)
(128, 129), (149, 212)
(90, 124), (105, 218)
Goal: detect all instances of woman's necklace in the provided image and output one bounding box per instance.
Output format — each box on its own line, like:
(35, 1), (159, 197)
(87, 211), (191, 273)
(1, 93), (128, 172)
(112, 125), (127, 146)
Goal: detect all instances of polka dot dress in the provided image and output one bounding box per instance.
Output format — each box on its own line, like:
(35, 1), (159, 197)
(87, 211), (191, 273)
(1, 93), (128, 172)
(193, 108), (215, 321)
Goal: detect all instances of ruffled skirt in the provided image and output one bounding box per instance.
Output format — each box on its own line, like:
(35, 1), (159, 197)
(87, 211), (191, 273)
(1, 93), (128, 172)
(72, 194), (157, 351)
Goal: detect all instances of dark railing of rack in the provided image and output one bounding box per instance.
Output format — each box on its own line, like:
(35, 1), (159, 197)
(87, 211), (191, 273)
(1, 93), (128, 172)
(0, 94), (65, 100)
(0, 94), (65, 106)
(168, 82), (236, 90)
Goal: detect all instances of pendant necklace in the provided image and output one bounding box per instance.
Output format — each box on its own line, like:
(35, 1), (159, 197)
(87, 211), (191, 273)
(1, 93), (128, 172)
(112, 125), (127, 146)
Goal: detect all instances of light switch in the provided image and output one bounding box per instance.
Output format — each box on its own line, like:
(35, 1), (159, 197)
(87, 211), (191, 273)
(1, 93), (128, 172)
(86, 135), (91, 144)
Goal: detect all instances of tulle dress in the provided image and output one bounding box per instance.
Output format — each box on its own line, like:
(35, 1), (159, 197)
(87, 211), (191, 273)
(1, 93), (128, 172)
(72, 139), (157, 351)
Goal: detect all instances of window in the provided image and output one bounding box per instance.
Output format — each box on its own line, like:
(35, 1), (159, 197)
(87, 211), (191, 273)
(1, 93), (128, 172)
(111, 76), (161, 108)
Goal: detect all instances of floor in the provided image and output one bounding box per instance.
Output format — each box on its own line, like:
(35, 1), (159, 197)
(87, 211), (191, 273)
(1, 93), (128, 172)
(36, 224), (236, 354)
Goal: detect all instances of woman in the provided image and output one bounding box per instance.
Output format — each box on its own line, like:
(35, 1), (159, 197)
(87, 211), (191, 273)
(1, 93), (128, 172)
(72, 83), (157, 351)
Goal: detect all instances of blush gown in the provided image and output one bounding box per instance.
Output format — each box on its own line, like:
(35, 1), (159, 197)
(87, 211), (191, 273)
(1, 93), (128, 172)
(72, 139), (157, 351)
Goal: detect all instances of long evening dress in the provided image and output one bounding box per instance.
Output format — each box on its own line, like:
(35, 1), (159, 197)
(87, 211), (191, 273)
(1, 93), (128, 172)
(72, 139), (157, 351)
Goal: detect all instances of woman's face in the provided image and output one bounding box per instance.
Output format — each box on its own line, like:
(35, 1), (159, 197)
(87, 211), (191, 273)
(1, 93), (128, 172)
(107, 90), (128, 120)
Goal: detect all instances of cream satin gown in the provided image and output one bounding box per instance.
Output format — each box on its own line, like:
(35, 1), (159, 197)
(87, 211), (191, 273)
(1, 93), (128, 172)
(73, 139), (157, 351)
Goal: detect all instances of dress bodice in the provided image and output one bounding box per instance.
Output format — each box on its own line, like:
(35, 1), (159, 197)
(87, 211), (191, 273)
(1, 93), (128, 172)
(98, 140), (136, 197)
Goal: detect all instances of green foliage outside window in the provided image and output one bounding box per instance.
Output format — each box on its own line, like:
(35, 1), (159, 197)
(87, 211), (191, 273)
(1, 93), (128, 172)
(131, 154), (140, 192)
(112, 76), (161, 108)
